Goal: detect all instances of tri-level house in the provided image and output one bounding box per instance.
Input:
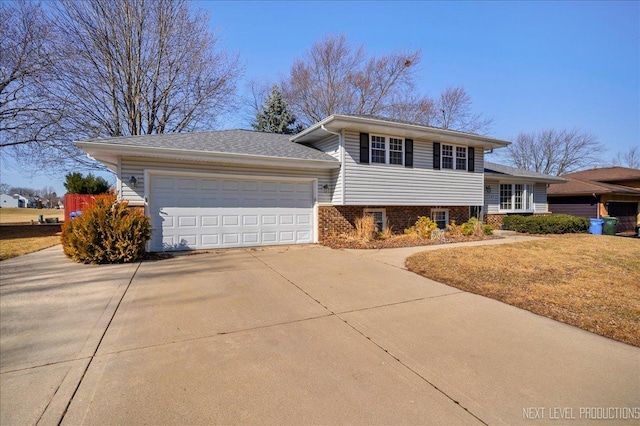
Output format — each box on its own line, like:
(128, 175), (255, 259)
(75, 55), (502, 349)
(77, 114), (559, 251)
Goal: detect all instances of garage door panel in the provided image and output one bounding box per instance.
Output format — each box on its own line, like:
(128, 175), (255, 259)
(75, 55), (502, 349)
(279, 231), (295, 242)
(201, 179), (219, 190)
(150, 175), (314, 250)
(201, 216), (219, 227)
(178, 179), (198, 190)
(178, 216), (197, 227)
(243, 215), (259, 226)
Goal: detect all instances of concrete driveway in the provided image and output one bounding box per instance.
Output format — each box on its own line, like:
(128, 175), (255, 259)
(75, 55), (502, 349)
(1, 244), (638, 425)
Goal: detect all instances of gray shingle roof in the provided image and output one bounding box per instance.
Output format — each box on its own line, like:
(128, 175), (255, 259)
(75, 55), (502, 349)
(484, 162), (567, 182)
(81, 130), (338, 162)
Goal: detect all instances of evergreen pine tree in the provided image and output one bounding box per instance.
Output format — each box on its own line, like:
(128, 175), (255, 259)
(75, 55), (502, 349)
(252, 85), (302, 134)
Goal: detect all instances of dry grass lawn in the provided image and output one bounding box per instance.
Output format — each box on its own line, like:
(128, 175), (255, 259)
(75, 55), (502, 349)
(0, 208), (64, 224)
(406, 234), (640, 347)
(0, 224), (62, 260)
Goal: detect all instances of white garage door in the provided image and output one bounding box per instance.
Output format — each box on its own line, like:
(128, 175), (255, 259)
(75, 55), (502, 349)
(149, 174), (314, 251)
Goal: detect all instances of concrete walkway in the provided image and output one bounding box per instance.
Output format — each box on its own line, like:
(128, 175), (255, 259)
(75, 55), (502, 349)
(1, 240), (638, 425)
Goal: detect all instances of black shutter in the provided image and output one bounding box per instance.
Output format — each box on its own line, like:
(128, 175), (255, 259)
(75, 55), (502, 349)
(433, 142), (441, 170)
(468, 147), (475, 172)
(360, 133), (369, 164)
(405, 138), (413, 167)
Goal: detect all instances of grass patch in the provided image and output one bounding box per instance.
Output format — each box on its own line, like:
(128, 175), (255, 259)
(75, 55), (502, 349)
(0, 224), (62, 260)
(406, 234), (640, 347)
(0, 208), (65, 224)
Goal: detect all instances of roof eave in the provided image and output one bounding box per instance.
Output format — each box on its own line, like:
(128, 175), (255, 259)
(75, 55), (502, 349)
(484, 172), (567, 184)
(292, 114), (511, 149)
(76, 141), (340, 170)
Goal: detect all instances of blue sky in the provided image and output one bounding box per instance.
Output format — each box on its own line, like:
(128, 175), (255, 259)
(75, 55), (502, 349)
(2, 0), (638, 194)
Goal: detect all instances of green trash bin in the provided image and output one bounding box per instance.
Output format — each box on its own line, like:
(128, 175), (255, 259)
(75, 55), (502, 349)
(602, 217), (618, 235)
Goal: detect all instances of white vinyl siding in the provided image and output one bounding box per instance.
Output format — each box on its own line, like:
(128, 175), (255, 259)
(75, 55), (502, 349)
(534, 183), (548, 213)
(309, 134), (342, 205)
(343, 131), (484, 206)
(120, 157), (333, 206)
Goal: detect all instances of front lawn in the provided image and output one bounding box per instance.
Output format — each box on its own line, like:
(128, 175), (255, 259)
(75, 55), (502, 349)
(0, 208), (64, 224)
(406, 234), (640, 347)
(0, 224), (62, 260)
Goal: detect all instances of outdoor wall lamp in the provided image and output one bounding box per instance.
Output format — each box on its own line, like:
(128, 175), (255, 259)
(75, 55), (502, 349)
(129, 176), (137, 189)
(322, 184), (329, 193)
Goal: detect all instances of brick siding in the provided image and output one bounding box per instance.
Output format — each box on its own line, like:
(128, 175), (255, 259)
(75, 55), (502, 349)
(318, 205), (470, 241)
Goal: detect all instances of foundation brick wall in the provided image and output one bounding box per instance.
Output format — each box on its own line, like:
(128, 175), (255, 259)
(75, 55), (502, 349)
(318, 205), (470, 241)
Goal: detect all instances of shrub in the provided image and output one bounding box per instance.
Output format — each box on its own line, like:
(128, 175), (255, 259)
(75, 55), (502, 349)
(461, 217), (493, 236)
(405, 216), (438, 238)
(61, 193), (151, 264)
(446, 220), (464, 238)
(502, 214), (589, 234)
(354, 215), (376, 241)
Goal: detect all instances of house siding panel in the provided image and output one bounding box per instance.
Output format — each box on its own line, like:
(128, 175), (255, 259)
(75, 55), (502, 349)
(484, 181), (500, 214)
(342, 131), (484, 206)
(307, 134), (343, 205)
(534, 183), (547, 213)
(120, 157), (333, 206)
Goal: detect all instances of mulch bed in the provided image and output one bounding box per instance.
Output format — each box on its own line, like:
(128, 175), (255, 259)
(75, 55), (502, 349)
(321, 233), (500, 249)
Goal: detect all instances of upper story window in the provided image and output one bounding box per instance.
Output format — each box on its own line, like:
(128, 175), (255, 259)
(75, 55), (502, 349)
(360, 132), (413, 167)
(433, 142), (473, 172)
(369, 134), (404, 166)
(371, 135), (386, 164)
(500, 183), (533, 212)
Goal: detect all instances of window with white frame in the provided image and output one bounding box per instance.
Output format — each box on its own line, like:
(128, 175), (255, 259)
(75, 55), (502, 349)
(371, 135), (386, 164)
(431, 209), (449, 229)
(364, 208), (386, 232)
(442, 144), (453, 169)
(440, 144), (467, 171)
(456, 146), (467, 170)
(499, 183), (534, 212)
(370, 134), (404, 165)
(389, 137), (403, 165)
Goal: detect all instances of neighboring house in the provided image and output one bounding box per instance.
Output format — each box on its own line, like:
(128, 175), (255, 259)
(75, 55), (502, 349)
(0, 193), (29, 208)
(548, 167), (640, 233)
(76, 114), (520, 251)
(483, 162), (567, 228)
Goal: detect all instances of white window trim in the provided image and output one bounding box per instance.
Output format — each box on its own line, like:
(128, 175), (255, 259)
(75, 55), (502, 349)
(440, 143), (467, 171)
(370, 134), (404, 166)
(431, 208), (449, 229)
(498, 182), (535, 213)
(364, 208), (386, 232)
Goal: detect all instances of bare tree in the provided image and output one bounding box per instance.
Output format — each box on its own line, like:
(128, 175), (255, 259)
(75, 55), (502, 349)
(1, 0), (242, 173)
(434, 86), (493, 134)
(0, 1), (67, 152)
(612, 146), (640, 169)
(0, 182), (11, 194)
(281, 34), (421, 126)
(40, 185), (57, 207)
(503, 129), (604, 176)
(280, 35), (492, 134)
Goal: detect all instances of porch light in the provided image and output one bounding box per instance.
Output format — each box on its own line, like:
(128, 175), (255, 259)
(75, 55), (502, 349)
(322, 184), (329, 193)
(129, 176), (137, 189)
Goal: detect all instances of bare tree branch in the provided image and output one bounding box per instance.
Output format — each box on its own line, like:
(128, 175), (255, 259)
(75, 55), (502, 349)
(611, 146), (640, 169)
(503, 129), (605, 176)
(1, 0), (242, 175)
